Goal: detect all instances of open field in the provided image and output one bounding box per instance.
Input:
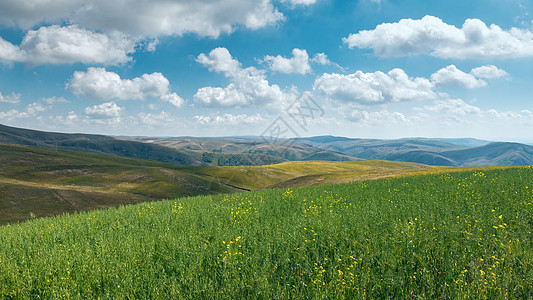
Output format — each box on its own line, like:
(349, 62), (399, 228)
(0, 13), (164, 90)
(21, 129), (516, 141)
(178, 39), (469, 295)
(0, 143), (236, 225)
(1, 167), (532, 298)
(1, 142), (517, 225)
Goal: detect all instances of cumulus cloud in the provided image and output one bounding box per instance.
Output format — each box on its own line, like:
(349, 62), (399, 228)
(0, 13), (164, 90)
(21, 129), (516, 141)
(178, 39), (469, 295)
(0, 37), (23, 64)
(196, 47), (241, 75)
(84, 101), (122, 118)
(194, 47), (294, 107)
(0, 109), (29, 121)
(347, 109), (408, 124)
(310, 53), (331, 65)
(0, 91), (21, 104)
(0, 101), (52, 121)
(314, 68), (437, 104)
(417, 99), (481, 117)
(430, 65), (487, 88)
(281, 0), (318, 5)
(343, 15), (533, 59)
(42, 96), (70, 104)
(471, 65), (509, 79)
(160, 93), (185, 108)
(137, 111), (176, 127)
(66, 67), (184, 107)
(263, 48), (311, 74)
(54, 111), (79, 126)
(194, 113), (264, 125)
(0, 0), (285, 38)
(0, 25), (135, 65)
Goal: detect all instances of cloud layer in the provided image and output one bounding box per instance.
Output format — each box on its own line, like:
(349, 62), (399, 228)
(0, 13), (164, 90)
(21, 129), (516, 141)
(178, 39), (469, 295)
(0, 0), (285, 38)
(314, 64), (507, 104)
(344, 15), (533, 59)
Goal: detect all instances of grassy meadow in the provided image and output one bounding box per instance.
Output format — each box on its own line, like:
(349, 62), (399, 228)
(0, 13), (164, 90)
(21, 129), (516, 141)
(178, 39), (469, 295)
(1, 167), (532, 298)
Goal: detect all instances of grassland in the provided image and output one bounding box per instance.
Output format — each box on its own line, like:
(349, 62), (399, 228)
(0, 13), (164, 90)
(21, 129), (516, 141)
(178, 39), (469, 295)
(1, 167), (532, 298)
(1, 143), (446, 225)
(0, 142), (520, 225)
(0, 143), (236, 225)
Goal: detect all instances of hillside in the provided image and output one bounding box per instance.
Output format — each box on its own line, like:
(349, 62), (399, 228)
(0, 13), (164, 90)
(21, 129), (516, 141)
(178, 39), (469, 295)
(0, 143), (237, 225)
(294, 136), (533, 166)
(0, 143), (457, 225)
(128, 136), (361, 162)
(1, 167), (531, 298)
(0, 123), (203, 165)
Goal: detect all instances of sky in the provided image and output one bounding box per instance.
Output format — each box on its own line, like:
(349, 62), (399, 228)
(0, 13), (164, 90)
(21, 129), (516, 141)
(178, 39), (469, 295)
(1, 0), (533, 142)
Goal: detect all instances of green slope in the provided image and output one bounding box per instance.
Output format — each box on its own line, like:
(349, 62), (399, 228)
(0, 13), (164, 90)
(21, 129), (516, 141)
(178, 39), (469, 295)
(0, 143), (237, 225)
(1, 142), (510, 225)
(0, 123), (207, 165)
(0, 143), (444, 225)
(0, 167), (531, 298)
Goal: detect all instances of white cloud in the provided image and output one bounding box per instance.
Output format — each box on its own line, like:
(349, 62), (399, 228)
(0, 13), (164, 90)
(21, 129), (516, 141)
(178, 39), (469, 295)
(347, 109), (408, 124)
(343, 15), (533, 59)
(0, 0), (285, 38)
(0, 110), (28, 121)
(486, 109), (533, 121)
(26, 102), (49, 115)
(194, 113), (264, 125)
(282, 0), (318, 5)
(160, 93), (185, 108)
(314, 68), (437, 104)
(310, 53), (331, 65)
(196, 47), (241, 75)
(67, 67), (184, 107)
(418, 99), (482, 116)
(0, 101), (51, 121)
(194, 47), (294, 107)
(137, 111), (176, 127)
(84, 101), (122, 118)
(430, 65), (486, 88)
(471, 65), (509, 79)
(42, 96), (70, 105)
(0, 91), (21, 104)
(0, 37), (23, 64)
(263, 48), (311, 74)
(0, 25), (135, 65)
(54, 111), (79, 126)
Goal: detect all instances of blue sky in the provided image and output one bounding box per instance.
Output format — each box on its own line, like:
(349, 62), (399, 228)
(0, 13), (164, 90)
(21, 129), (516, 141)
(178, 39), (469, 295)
(1, 0), (532, 142)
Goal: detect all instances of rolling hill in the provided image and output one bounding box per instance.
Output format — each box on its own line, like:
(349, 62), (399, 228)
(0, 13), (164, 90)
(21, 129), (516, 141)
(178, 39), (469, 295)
(0, 124), (358, 166)
(0, 143), (239, 225)
(1, 142), (459, 225)
(293, 136), (533, 167)
(128, 136), (361, 163)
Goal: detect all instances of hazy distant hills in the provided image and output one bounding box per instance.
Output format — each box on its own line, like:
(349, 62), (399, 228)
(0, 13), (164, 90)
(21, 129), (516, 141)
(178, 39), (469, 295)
(1, 124), (532, 167)
(0, 124), (356, 166)
(293, 136), (533, 167)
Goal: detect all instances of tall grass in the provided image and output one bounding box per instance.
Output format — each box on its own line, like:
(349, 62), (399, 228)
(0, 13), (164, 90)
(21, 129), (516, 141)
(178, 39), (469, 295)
(1, 167), (532, 298)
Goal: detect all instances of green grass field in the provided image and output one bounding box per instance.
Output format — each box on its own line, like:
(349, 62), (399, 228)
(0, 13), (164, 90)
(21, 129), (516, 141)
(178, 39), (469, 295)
(1, 167), (532, 298)
(3, 142), (468, 225)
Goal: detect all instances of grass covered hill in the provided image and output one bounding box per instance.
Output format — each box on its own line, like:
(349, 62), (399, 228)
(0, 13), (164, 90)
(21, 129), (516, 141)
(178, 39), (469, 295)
(1, 167), (531, 298)
(0, 143), (237, 225)
(1, 142), (447, 225)
(0, 123), (203, 165)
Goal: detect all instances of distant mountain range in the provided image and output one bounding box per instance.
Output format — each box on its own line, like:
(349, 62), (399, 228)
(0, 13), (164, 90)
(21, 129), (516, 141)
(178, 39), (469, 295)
(1, 124), (532, 167)
(293, 136), (533, 167)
